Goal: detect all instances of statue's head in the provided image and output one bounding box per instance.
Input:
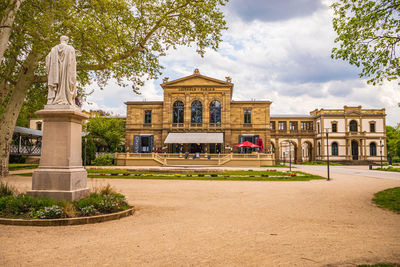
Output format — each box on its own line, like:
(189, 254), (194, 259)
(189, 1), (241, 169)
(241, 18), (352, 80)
(60, 36), (69, 44)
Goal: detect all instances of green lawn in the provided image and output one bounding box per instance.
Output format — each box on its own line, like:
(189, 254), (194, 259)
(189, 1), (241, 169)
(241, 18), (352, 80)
(374, 167), (400, 172)
(372, 187), (400, 214)
(358, 264), (400, 267)
(8, 164), (38, 171)
(16, 169), (325, 181)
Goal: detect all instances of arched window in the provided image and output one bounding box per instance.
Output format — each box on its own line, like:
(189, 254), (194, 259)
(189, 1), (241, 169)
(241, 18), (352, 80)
(332, 142), (338, 156)
(349, 120), (357, 132)
(370, 142), (377, 156)
(191, 100), (202, 123)
(209, 100), (221, 123)
(173, 101), (184, 123)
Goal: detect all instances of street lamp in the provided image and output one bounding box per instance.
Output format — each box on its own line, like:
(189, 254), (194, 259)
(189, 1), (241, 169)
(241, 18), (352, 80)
(325, 128), (330, 181)
(380, 137), (383, 169)
(288, 141), (292, 172)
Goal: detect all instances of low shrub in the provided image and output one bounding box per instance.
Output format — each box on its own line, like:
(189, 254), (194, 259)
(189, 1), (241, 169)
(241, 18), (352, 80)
(34, 205), (64, 219)
(0, 181), (16, 197)
(93, 154), (114, 166)
(0, 184), (130, 219)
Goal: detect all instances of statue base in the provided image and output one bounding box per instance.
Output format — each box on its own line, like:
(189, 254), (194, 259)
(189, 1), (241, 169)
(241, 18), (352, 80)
(27, 107), (90, 201)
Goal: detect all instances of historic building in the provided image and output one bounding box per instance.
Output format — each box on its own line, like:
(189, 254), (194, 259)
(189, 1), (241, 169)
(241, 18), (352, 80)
(124, 69), (387, 164)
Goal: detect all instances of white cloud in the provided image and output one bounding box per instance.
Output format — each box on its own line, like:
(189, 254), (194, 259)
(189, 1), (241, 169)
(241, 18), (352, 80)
(83, 1), (400, 126)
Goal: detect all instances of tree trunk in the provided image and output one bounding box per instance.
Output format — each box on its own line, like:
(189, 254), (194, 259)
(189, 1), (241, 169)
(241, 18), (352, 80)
(0, 0), (23, 60)
(0, 50), (41, 177)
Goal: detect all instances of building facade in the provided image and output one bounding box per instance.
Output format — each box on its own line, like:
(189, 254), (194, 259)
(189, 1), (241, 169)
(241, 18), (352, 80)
(125, 70), (387, 163)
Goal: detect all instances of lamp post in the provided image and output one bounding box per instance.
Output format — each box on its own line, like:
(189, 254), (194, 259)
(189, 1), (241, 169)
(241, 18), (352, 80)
(380, 137), (383, 169)
(325, 129), (330, 181)
(288, 141), (292, 172)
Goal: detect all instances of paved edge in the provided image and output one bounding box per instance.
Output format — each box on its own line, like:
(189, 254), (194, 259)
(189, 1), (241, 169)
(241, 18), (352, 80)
(0, 207), (134, 226)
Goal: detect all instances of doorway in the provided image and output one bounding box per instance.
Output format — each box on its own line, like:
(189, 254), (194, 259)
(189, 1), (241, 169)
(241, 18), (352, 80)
(351, 140), (358, 160)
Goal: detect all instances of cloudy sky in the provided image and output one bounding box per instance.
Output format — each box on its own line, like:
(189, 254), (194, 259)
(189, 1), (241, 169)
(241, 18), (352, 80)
(82, 0), (400, 126)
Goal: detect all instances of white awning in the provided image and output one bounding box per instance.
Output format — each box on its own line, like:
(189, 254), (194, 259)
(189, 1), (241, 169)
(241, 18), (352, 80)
(164, 132), (224, 144)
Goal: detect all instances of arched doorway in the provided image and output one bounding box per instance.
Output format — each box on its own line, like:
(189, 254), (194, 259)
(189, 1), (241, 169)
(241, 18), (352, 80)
(351, 140), (358, 160)
(302, 141), (313, 162)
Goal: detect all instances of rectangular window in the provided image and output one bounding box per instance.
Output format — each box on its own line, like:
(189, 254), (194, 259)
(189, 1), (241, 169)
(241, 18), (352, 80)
(317, 122), (320, 133)
(278, 121), (287, 131)
(332, 123), (337, 133)
(301, 121), (313, 131)
(289, 121), (298, 131)
(370, 123), (375, 133)
(244, 109), (251, 124)
(270, 121), (276, 131)
(144, 110), (152, 124)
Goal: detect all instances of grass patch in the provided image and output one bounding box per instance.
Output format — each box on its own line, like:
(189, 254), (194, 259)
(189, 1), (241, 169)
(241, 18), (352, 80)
(15, 169), (325, 181)
(0, 182), (130, 219)
(372, 187), (400, 214)
(358, 264), (400, 267)
(261, 164), (292, 168)
(301, 161), (343, 166)
(374, 167), (400, 172)
(84, 169), (324, 181)
(8, 164), (38, 171)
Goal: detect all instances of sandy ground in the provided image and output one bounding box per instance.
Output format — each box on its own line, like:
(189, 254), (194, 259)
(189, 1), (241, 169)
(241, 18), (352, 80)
(1, 167), (400, 266)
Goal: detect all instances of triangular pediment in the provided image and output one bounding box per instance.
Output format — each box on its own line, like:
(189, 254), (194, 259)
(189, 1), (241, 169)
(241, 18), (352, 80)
(162, 72), (232, 88)
(345, 110), (362, 116)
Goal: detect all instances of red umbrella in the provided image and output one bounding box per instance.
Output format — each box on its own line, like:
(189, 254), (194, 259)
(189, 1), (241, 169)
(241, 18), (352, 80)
(257, 138), (264, 150)
(234, 141), (261, 148)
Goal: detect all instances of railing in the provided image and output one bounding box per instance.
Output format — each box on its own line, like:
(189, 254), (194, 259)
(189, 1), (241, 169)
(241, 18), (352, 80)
(209, 123), (222, 128)
(172, 123), (184, 127)
(10, 144), (41, 156)
(190, 123), (202, 127)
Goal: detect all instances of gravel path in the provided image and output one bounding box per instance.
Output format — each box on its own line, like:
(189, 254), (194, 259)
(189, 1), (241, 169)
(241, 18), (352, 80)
(1, 169), (399, 266)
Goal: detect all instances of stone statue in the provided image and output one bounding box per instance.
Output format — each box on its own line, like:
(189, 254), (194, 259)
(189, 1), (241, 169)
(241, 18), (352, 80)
(46, 36), (77, 106)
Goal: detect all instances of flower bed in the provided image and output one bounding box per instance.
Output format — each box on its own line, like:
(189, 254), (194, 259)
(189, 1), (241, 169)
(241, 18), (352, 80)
(0, 183), (131, 220)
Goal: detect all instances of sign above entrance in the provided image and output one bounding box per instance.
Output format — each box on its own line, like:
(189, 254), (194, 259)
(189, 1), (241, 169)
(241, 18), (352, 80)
(178, 87), (216, 92)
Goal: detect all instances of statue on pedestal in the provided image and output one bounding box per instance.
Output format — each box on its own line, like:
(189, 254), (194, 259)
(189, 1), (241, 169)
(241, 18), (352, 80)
(45, 35), (77, 106)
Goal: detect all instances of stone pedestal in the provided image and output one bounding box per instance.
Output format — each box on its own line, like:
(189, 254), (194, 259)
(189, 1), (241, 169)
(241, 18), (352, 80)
(27, 106), (90, 201)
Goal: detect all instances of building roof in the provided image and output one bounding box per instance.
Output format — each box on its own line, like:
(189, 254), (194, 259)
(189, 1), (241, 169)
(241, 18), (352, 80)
(271, 114), (314, 118)
(14, 126), (42, 137)
(164, 132), (224, 144)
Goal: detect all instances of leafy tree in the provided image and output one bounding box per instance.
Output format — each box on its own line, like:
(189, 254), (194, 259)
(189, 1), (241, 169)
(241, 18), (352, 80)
(0, 0), (228, 176)
(82, 135), (97, 166)
(331, 0), (400, 85)
(84, 116), (125, 153)
(387, 125), (400, 161)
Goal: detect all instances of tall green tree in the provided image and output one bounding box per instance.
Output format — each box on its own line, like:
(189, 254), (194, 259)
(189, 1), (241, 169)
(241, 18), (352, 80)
(387, 125), (400, 160)
(331, 0), (400, 85)
(84, 116), (125, 153)
(0, 0), (228, 176)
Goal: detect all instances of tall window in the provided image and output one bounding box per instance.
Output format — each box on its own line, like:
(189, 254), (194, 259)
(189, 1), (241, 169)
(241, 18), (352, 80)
(370, 142), (377, 156)
(301, 121), (313, 131)
(332, 142), (338, 156)
(332, 123), (337, 133)
(191, 100), (202, 123)
(144, 110), (151, 124)
(209, 100), (221, 123)
(317, 122), (320, 133)
(244, 109), (251, 124)
(290, 121), (298, 131)
(370, 123), (376, 133)
(270, 121), (276, 131)
(173, 101), (184, 123)
(278, 121), (287, 131)
(349, 120), (357, 132)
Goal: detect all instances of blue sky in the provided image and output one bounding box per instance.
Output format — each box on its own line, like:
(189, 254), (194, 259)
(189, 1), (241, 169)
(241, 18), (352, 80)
(82, 0), (400, 126)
